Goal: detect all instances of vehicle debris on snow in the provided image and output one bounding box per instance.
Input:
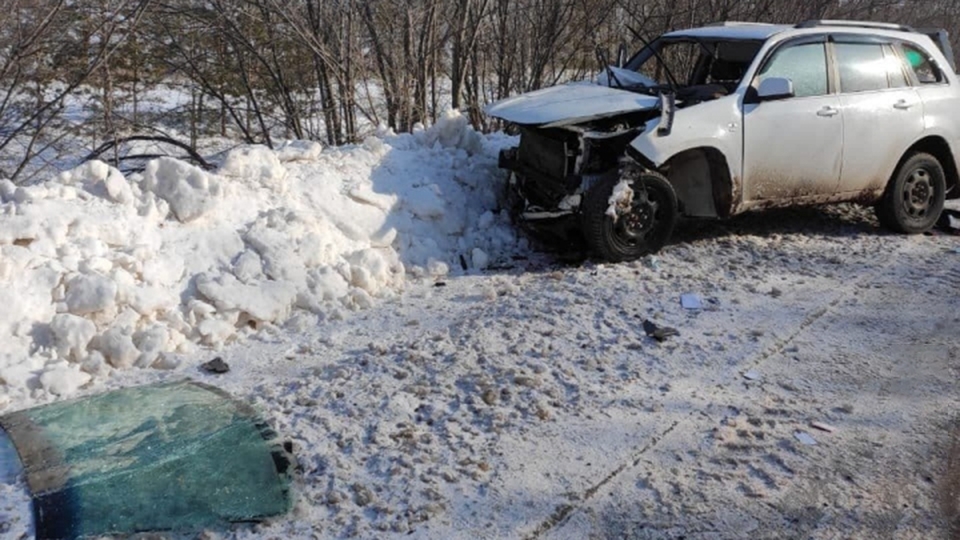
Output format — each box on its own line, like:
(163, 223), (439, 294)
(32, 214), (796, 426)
(811, 421), (838, 433)
(794, 431), (818, 446)
(681, 293), (704, 310)
(643, 320), (680, 342)
(201, 356), (231, 374)
(0, 381), (293, 539)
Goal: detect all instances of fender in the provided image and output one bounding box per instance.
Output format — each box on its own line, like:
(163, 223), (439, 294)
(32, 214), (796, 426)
(629, 92), (745, 216)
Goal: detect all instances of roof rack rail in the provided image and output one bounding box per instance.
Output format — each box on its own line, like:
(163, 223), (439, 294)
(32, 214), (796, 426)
(796, 20), (916, 33)
(706, 21), (775, 27)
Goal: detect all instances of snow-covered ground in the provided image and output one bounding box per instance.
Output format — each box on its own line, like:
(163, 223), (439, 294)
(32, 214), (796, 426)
(1, 115), (959, 538)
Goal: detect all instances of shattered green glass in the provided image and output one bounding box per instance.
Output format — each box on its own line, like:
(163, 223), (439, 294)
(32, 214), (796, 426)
(0, 380), (292, 539)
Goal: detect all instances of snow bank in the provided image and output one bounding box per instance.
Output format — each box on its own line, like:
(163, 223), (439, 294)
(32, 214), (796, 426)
(0, 111), (518, 398)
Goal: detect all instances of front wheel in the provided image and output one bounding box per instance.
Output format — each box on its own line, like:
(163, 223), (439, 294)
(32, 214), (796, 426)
(875, 152), (946, 234)
(581, 166), (678, 262)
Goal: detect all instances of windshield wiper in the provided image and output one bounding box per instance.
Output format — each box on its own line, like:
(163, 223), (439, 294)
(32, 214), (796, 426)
(596, 46), (624, 89)
(626, 26), (681, 93)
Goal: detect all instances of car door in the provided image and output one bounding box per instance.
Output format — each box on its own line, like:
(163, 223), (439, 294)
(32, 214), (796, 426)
(833, 38), (925, 194)
(742, 37), (844, 202)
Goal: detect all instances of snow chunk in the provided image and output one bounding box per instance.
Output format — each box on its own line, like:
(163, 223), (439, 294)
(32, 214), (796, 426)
(133, 325), (171, 368)
(196, 273), (298, 324)
(95, 326), (140, 369)
(65, 273), (118, 315)
(50, 314), (97, 362)
(276, 140), (323, 163)
(607, 178), (634, 218)
(0, 216), (42, 246)
(40, 364), (91, 396)
(220, 145), (288, 191)
(58, 160), (134, 205)
(472, 248), (490, 270)
(423, 110), (484, 155)
(404, 185), (446, 220)
(143, 157), (221, 222)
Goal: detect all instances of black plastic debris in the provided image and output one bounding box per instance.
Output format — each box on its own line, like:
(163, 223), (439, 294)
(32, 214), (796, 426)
(643, 320), (679, 342)
(0, 380), (293, 540)
(937, 209), (960, 234)
(201, 356), (230, 374)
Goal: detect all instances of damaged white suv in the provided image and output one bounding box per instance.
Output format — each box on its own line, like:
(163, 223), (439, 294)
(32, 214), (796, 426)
(486, 20), (960, 261)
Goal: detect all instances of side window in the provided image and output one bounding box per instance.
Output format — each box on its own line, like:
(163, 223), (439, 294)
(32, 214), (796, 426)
(901, 43), (944, 84)
(757, 42), (828, 98)
(835, 42), (892, 93)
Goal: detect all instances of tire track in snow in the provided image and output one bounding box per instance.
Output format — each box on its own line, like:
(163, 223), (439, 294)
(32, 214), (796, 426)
(526, 241), (911, 539)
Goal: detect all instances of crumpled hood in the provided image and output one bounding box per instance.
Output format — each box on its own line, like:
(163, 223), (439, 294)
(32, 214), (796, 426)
(484, 81), (660, 127)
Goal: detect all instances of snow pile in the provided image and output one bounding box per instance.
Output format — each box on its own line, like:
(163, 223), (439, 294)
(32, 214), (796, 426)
(0, 111), (518, 398)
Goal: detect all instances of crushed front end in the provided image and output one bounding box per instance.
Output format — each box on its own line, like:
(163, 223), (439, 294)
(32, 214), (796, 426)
(497, 122), (646, 243)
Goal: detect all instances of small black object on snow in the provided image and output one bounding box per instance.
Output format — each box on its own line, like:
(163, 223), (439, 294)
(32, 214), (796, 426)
(643, 320), (679, 342)
(936, 209), (960, 234)
(434, 281), (447, 288)
(201, 357), (230, 374)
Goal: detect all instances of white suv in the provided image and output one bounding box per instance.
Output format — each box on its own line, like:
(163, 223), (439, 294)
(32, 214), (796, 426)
(486, 20), (960, 261)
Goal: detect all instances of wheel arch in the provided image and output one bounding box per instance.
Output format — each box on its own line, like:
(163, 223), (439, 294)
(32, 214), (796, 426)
(896, 135), (960, 200)
(627, 145), (738, 218)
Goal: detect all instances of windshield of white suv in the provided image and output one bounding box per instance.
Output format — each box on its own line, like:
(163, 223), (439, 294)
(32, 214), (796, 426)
(624, 38), (764, 93)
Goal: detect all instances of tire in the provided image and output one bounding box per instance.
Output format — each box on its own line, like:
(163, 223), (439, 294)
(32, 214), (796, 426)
(581, 167), (678, 262)
(875, 152), (946, 234)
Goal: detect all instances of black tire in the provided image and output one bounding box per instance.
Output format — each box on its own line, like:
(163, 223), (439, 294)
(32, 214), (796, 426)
(875, 152), (946, 234)
(581, 168), (678, 262)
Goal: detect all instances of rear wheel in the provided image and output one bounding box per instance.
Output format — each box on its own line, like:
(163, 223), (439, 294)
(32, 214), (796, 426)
(876, 152), (946, 234)
(581, 167), (678, 262)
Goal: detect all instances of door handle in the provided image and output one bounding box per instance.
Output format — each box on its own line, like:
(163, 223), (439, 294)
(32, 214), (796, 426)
(894, 100), (914, 110)
(817, 107), (839, 117)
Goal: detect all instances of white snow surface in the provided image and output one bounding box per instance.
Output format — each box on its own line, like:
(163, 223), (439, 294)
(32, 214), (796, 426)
(0, 110), (517, 399)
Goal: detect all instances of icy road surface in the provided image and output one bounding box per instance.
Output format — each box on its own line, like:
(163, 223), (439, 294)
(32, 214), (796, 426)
(6, 205), (949, 539)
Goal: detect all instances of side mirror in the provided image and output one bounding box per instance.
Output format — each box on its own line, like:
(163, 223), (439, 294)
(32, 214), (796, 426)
(757, 77), (795, 101)
(617, 43), (627, 68)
